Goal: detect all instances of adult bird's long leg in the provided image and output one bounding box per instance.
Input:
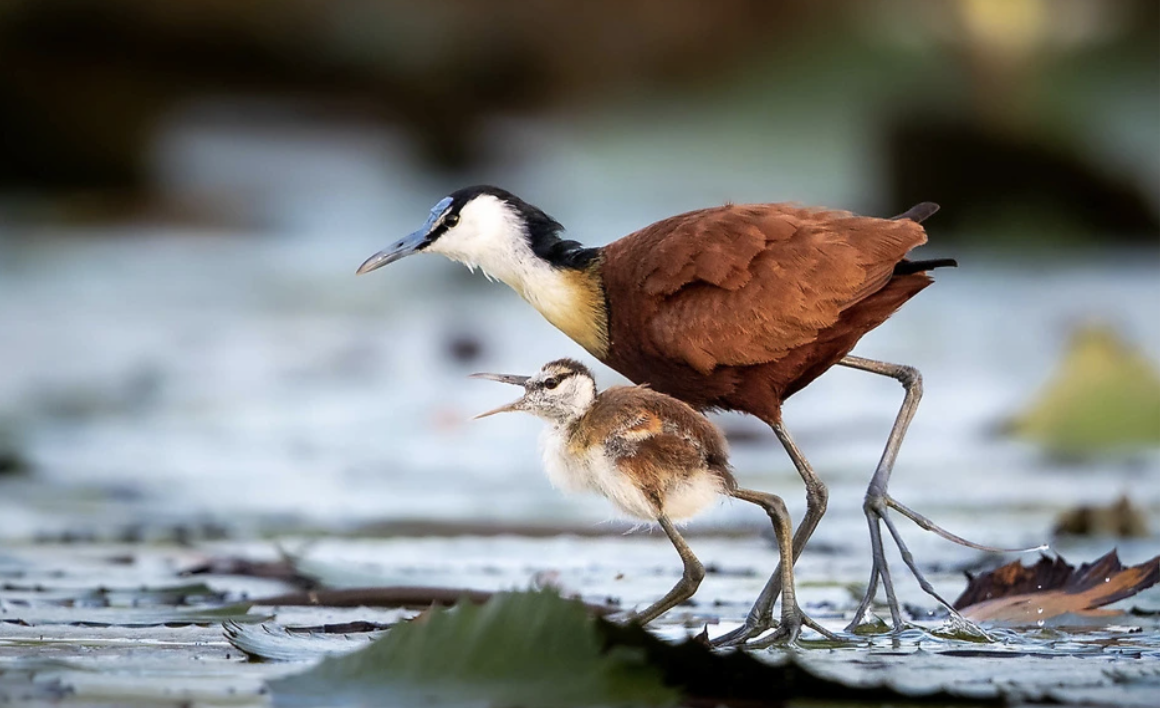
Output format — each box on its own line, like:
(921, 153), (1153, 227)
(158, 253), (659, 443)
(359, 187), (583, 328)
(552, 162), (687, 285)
(860, 501), (904, 629)
(729, 487), (838, 645)
(847, 555), (880, 629)
(837, 355), (1021, 631)
(839, 355), (925, 630)
(712, 422), (829, 646)
(633, 514), (706, 625)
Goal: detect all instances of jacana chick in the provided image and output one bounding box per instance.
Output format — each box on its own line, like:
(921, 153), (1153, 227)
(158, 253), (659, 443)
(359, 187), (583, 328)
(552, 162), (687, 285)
(360, 186), (1010, 644)
(473, 358), (831, 637)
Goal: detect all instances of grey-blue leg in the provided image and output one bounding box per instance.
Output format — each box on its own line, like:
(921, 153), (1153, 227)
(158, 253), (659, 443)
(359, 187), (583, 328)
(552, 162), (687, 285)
(633, 514), (705, 625)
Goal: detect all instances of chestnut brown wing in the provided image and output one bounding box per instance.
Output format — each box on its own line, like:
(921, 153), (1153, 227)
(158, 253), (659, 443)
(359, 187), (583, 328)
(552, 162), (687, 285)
(603, 204), (930, 375)
(577, 387), (734, 493)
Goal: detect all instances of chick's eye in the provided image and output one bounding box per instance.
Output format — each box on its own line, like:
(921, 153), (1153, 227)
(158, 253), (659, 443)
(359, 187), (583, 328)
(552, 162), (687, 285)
(445, 214), (460, 227)
(542, 377), (559, 390)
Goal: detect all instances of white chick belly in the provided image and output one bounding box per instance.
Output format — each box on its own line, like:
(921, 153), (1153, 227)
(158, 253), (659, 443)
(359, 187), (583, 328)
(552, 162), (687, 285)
(540, 432), (658, 520)
(659, 472), (726, 521)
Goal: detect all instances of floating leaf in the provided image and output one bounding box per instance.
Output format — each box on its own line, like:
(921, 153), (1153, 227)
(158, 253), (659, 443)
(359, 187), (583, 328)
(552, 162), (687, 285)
(181, 555), (317, 589)
(0, 581), (225, 608)
(0, 602), (270, 627)
(269, 589), (1010, 708)
(1005, 324), (1160, 456)
(253, 586), (496, 609)
(250, 585), (618, 617)
(269, 589), (677, 708)
(956, 550), (1160, 626)
(226, 621), (389, 662)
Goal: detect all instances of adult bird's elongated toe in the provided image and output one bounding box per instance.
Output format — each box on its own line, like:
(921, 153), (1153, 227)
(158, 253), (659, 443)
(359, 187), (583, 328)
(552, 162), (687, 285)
(360, 186), (1022, 643)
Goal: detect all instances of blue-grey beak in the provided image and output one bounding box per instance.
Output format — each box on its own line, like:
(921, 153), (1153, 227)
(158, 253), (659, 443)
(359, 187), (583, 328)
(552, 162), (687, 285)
(356, 228), (428, 275)
(356, 196), (453, 275)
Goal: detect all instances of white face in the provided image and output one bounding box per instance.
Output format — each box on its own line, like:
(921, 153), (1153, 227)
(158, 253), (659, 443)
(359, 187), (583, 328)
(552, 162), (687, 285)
(359, 189), (603, 355)
(518, 365), (598, 424)
(476, 362), (598, 425)
(425, 195), (534, 282)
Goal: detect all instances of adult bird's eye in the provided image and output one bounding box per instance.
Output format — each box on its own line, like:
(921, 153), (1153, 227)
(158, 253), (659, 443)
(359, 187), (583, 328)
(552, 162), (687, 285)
(542, 377), (559, 390)
(445, 214), (460, 227)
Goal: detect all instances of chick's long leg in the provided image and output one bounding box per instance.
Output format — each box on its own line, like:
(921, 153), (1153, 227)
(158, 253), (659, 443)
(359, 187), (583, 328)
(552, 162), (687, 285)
(632, 514), (705, 625)
(729, 487), (837, 645)
(712, 422), (827, 647)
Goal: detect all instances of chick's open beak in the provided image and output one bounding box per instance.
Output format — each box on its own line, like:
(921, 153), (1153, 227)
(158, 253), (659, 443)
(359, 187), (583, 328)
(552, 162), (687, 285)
(470, 373), (531, 386)
(470, 372), (532, 419)
(473, 399), (527, 419)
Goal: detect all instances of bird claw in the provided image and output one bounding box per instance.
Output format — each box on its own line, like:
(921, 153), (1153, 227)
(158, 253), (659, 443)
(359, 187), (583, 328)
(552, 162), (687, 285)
(716, 610), (840, 650)
(739, 611), (838, 648)
(709, 616), (775, 648)
(846, 490), (1009, 634)
(845, 614), (907, 635)
(741, 622), (799, 649)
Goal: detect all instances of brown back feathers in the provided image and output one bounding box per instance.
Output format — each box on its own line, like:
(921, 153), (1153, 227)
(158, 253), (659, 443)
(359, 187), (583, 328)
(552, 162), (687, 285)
(600, 203), (937, 416)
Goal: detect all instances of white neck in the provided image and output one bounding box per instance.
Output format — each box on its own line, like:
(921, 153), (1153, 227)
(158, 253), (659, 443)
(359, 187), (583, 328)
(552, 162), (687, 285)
(425, 195), (554, 292)
(426, 195), (607, 356)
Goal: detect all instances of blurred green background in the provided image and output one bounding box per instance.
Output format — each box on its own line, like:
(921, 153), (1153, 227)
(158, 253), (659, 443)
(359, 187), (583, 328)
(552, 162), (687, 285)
(1, 0), (1157, 239)
(0, 0), (1156, 543)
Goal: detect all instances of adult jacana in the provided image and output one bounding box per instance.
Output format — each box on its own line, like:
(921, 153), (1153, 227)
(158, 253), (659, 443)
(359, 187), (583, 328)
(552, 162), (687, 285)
(358, 186), (993, 644)
(472, 358), (834, 637)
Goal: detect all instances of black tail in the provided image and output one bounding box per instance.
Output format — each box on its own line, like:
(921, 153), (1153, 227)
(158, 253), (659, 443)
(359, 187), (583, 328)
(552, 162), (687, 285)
(892, 202), (940, 223)
(894, 258), (958, 275)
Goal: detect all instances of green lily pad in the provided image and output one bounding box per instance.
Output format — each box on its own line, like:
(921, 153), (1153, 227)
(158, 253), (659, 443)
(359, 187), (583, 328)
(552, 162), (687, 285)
(270, 589), (678, 708)
(1006, 324), (1160, 456)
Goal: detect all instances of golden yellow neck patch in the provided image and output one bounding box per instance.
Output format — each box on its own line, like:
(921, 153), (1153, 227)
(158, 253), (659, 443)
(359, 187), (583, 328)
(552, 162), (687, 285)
(520, 262), (609, 359)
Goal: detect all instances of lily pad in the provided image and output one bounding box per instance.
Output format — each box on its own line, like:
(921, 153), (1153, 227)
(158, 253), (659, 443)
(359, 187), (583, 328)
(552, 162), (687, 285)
(1005, 324), (1160, 456)
(269, 590), (1021, 708)
(270, 589), (678, 708)
(0, 581), (225, 607)
(225, 621), (389, 662)
(0, 602), (270, 627)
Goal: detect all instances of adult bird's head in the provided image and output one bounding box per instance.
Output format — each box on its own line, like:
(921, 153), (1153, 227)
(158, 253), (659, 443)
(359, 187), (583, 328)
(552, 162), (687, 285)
(358, 187), (611, 358)
(472, 358), (597, 425)
(356, 185), (590, 281)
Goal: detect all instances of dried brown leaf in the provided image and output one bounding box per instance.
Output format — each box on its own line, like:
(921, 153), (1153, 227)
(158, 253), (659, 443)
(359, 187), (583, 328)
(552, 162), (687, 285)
(955, 550), (1160, 626)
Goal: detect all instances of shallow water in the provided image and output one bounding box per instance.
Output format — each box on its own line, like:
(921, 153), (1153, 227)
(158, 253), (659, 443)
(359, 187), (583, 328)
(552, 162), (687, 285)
(0, 537), (1157, 707)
